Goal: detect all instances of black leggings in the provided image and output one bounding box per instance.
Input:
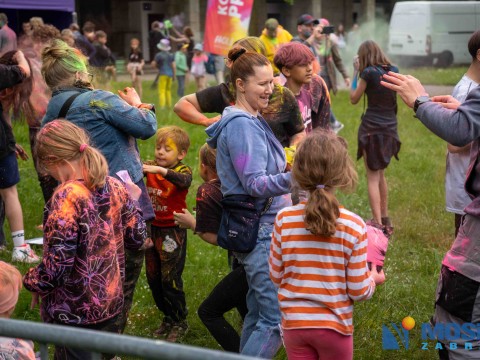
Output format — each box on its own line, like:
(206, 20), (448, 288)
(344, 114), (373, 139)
(198, 265), (249, 353)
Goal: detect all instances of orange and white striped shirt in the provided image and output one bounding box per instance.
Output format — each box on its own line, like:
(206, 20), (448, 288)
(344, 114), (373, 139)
(269, 202), (375, 335)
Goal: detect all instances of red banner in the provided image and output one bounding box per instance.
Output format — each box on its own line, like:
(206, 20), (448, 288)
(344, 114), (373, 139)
(203, 0), (254, 56)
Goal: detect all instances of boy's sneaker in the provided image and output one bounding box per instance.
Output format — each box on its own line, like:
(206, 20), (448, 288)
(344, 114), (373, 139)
(166, 321), (188, 343)
(12, 244), (40, 263)
(153, 320), (173, 338)
(331, 120), (345, 134)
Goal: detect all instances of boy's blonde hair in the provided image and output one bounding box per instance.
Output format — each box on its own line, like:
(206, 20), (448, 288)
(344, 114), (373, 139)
(292, 130), (357, 236)
(0, 261), (22, 316)
(199, 143), (216, 173)
(156, 126), (190, 153)
(36, 119), (109, 190)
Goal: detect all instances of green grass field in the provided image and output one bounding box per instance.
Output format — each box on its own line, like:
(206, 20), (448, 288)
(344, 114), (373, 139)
(5, 74), (460, 359)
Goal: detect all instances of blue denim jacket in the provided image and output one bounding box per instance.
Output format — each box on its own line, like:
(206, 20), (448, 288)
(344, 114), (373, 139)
(42, 87), (157, 183)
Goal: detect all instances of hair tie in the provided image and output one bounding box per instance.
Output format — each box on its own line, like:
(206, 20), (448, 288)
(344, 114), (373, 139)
(79, 144), (88, 153)
(316, 184), (325, 190)
(230, 48), (246, 62)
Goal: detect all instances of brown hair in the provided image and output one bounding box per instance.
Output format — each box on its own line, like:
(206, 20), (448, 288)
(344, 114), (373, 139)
(183, 26), (194, 38)
(227, 46), (270, 90)
(292, 130), (357, 236)
(35, 120), (108, 190)
(156, 126), (190, 153)
(32, 24), (61, 45)
(468, 29), (480, 59)
(233, 37), (267, 56)
(41, 39), (88, 90)
(357, 40), (392, 74)
(199, 143), (216, 173)
(95, 30), (107, 39)
(0, 51), (34, 119)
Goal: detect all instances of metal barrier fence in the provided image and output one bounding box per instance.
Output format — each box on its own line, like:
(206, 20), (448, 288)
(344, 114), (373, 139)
(0, 318), (256, 360)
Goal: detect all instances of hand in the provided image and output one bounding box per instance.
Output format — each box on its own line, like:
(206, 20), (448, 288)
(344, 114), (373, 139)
(370, 267), (386, 285)
(143, 164), (165, 174)
(140, 237), (154, 250)
(13, 50), (31, 78)
(380, 72), (428, 108)
(30, 292), (40, 309)
(124, 180), (142, 201)
(344, 77), (351, 88)
(173, 209), (196, 230)
(204, 114), (221, 127)
(353, 55), (359, 71)
(117, 87), (141, 107)
(15, 144), (29, 161)
(431, 95), (461, 110)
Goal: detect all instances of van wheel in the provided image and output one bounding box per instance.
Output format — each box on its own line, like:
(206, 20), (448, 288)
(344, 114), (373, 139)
(436, 51), (453, 67)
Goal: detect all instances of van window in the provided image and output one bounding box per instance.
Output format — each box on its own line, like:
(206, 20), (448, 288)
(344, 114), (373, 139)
(390, 14), (427, 32)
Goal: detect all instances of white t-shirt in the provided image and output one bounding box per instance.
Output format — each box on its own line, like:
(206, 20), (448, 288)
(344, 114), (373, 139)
(445, 75), (478, 214)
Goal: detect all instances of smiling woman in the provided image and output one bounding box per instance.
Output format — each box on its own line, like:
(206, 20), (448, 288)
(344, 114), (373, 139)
(205, 47), (292, 358)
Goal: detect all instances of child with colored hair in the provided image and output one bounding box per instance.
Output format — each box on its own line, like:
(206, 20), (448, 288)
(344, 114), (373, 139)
(173, 143), (249, 352)
(0, 261), (35, 359)
(127, 38), (145, 98)
(269, 130), (385, 360)
(143, 125), (192, 342)
(23, 120), (147, 359)
(274, 41), (331, 133)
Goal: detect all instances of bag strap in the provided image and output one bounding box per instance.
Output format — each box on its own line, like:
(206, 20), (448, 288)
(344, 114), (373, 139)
(260, 197), (274, 216)
(58, 92), (82, 118)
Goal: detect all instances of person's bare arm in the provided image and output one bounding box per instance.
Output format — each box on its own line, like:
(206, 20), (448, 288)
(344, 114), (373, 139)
(289, 131), (305, 146)
(447, 143), (471, 154)
(350, 78), (367, 104)
(173, 93), (220, 126)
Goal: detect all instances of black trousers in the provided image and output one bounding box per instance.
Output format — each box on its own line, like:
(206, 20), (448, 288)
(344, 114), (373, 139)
(198, 264), (249, 352)
(145, 225), (188, 323)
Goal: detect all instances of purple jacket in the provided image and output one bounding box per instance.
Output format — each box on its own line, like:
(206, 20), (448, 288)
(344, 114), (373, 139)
(23, 177), (146, 325)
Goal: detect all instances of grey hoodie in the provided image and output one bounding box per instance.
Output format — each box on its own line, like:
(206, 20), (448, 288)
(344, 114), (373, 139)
(206, 106), (291, 223)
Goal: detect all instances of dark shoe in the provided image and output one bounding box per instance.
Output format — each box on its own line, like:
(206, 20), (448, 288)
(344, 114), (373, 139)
(165, 321), (188, 343)
(153, 320), (173, 337)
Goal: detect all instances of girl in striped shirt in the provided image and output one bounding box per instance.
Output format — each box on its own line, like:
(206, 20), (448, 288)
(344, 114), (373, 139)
(269, 130), (385, 360)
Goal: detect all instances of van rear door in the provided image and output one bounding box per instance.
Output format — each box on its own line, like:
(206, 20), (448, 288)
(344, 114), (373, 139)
(389, 5), (429, 57)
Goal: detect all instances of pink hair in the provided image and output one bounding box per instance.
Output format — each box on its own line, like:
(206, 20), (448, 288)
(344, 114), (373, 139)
(273, 42), (315, 71)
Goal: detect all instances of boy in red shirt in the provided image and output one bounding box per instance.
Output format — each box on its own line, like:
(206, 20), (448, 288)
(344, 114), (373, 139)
(143, 126), (192, 342)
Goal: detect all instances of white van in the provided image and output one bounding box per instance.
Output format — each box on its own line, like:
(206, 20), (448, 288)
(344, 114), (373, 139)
(388, 1), (480, 67)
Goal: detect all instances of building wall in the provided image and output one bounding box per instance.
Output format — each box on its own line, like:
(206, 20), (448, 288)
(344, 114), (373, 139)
(101, 0), (397, 58)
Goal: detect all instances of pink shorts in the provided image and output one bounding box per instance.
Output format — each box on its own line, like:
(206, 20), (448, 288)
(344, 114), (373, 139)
(282, 328), (353, 360)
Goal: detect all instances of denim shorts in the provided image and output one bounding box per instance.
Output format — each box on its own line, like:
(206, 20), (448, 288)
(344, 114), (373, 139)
(0, 152), (20, 189)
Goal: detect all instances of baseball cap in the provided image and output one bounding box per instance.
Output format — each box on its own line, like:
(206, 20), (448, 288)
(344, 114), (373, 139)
(265, 18), (279, 31)
(297, 14), (319, 26)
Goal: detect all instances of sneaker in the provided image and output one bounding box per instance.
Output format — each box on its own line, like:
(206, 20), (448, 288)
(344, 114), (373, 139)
(331, 120), (344, 133)
(12, 244), (40, 263)
(166, 323), (188, 343)
(153, 320), (173, 338)
(166, 322), (188, 343)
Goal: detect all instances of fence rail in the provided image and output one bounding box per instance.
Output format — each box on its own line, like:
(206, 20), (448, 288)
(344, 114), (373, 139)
(0, 318), (256, 360)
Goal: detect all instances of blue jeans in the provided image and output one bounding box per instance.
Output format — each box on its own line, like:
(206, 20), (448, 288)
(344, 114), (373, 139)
(234, 223), (282, 359)
(176, 75), (185, 97)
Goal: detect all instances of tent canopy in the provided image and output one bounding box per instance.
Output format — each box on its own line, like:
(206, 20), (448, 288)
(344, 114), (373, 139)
(0, 0), (74, 12)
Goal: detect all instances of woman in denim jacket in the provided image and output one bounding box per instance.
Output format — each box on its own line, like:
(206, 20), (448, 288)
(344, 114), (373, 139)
(40, 39), (157, 335)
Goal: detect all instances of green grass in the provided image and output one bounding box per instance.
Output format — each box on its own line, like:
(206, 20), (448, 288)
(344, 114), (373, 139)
(404, 65), (468, 86)
(6, 77), (455, 359)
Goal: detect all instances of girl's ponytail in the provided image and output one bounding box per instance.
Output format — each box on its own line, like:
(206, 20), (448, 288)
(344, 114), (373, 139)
(292, 130), (357, 236)
(36, 119), (108, 190)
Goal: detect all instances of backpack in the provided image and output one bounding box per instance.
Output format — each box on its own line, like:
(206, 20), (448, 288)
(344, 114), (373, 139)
(205, 53), (216, 74)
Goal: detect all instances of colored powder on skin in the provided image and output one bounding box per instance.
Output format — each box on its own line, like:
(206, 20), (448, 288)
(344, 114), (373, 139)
(165, 137), (178, 152)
